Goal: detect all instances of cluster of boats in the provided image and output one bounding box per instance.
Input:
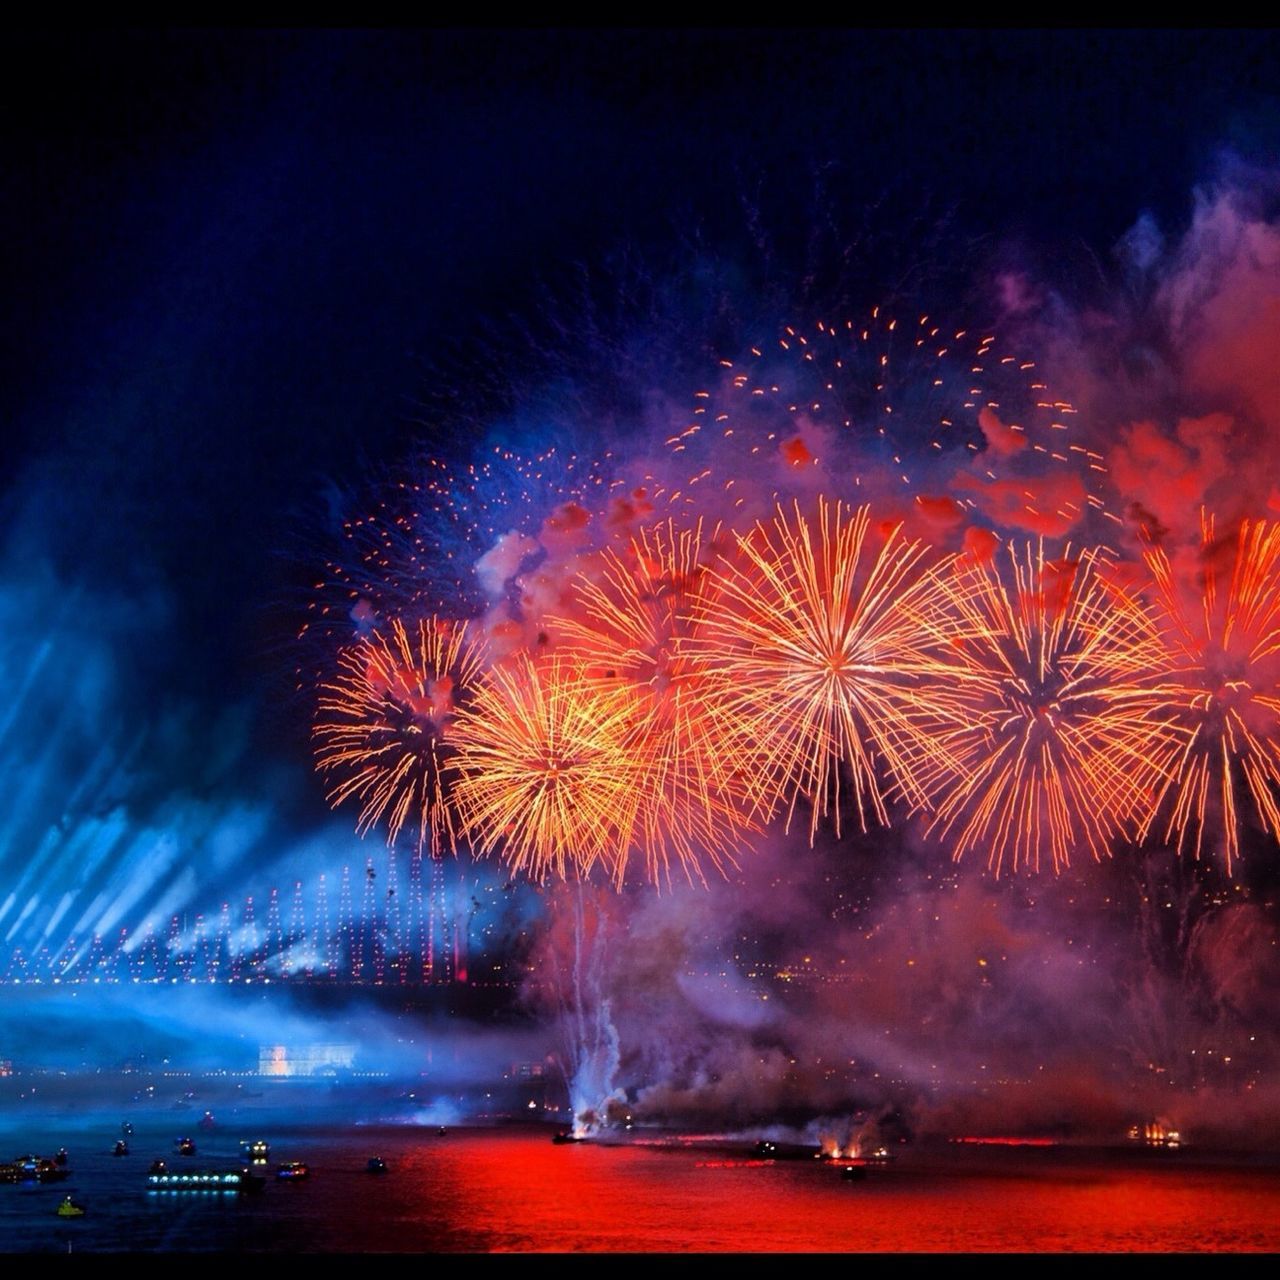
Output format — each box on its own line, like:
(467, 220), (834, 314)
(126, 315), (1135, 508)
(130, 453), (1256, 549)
(3, 1130), (402, 1216)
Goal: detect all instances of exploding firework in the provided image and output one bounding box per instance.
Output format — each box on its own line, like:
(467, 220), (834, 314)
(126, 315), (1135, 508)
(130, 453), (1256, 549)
(687, 497), (962, 842)
(675, 307), (1108, 538)
(450, 652), (640, 883)
(313, 616), (487, 854)
(918, 540), (1180, 874)
(301, 444), (624, 655)
(551, 517), (759, 886)
(1138, 514), (1280, 871)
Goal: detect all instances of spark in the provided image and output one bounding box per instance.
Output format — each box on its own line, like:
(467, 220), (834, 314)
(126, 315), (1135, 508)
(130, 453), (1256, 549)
(688, 498), (962, 842)
(551, 518), (759, 886)
(918, 541), (1180, 874)
(313, 616), (487, 854)
(1139, 513), (1280, 872)
(450, 653), (640, 884)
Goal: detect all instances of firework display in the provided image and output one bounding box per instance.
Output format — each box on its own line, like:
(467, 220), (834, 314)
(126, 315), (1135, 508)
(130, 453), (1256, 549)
(308, 311), (1280, 885)
(449, 652), (641, 884)
(1137, 514), (1280, 871)
(687, 498), (962, 842)
(915, 542), (1183, 874)
(314, 616), (486, 854)
(549, 518), (759, 886)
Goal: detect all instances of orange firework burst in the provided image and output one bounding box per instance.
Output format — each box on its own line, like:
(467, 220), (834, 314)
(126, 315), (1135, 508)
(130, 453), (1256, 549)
(313, 616), (487, 854)
(687, 497), (962, 842)
(1138, 514), (1280, 871)
(551, 518), (758, 886)
(449, 653), (639, 883)
(918, 541), (1180, 874)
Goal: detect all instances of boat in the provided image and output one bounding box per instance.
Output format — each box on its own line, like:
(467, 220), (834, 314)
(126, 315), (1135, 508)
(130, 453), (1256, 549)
(113, 1140), (129, 1157)
(752, 1140), (778, 1158)
(198, 1111), (217, 1131)
(240, 1139), (270, 1162)
(147, 1168), (263, 1193)
(8, 1155), (67, 1183)
(275, 1161), (310, 1181)
(366, 1157), (388, 1174)
(436, 1126), (447, 1138)
(1128, 1121), (1182, 1150)
(56, 1196), (86, 1217)
(121, 1122), (134, 1137)
(176, 1137), (196, 1157)
(551, 1131), (584, 1145)
(149, 1159), (168, 1175)
(53, 1149), (69, 1167)
(841, 1165), (868, 1183)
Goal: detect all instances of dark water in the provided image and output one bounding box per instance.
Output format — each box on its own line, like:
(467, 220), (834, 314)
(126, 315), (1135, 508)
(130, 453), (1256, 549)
(3, 1125), (1280, 1252)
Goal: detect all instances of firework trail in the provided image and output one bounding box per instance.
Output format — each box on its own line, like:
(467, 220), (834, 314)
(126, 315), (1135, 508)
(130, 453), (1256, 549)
(1138, 513), (1280, 871)
(313, 616), (487, 854)
(687, 497), (963, 842)
(450, 652), (641, 883)
(917, 540), (1182, 874)
(551, 517), (759, 887)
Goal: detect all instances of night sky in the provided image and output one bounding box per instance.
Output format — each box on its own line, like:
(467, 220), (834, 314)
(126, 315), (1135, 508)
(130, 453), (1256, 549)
(7, 30), (1278, 722)
(3, 30), (1280, 1086)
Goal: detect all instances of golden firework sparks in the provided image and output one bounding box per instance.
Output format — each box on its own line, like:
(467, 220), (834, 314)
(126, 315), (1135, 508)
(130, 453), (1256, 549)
(1139, 513), (1280, 872)
(687, 498), (963, 842)
(552, 518), (759, 887)
(313, 616), (487, 854)
(919, 540), (1181, 874)
(450, 652), (640, 884)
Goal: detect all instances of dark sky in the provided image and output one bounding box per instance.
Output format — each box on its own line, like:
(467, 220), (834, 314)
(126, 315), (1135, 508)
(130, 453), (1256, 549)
(1, 27), (1278, 852)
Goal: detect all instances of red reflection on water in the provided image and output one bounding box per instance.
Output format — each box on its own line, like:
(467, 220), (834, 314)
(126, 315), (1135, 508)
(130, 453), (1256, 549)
(953, 1136), (1061, 1147)
(407, 1131), (1280, 1253)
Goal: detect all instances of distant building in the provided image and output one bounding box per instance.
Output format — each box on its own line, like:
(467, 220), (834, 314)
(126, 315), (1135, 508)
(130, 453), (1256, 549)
(258, 1044), (356, 1078)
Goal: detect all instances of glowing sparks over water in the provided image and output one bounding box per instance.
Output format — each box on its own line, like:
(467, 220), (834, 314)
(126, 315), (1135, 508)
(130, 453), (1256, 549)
(1139, 514), (1280, 872)
(918, 541), (1179, 875)
(313, 616), (487, 854)
(450, 653), (639, 883)
(688, 497), (962, 842)
(552, 518), (758, 887)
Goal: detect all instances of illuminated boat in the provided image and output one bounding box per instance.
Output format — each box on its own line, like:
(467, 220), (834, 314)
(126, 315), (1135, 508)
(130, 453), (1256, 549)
(149, 1159), (168, 1175)
(176, 1137), (196, 1157)
(113, 1140), (129, 1157)
(8, 1155), (67, 1183)
(1127, 1121), (1182, 1150)
(752, 1140), (778, 1158)
(240, 1139), (270, 1162)
(551, 1131), (584, 1145)
(57, 1196), (86, 1217)
(147, 1168), (263, 1193)
(54, 1149), (69, 1166)
(366, 1157), (388, 1174)
(198, 1111), (217, 1131)
(841, 1165), (868, 1183)
(275, 1161), (310, 1181)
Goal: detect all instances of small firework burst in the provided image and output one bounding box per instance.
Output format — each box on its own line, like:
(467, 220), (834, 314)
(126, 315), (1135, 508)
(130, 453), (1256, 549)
(1139, 513), (1280, 871)
(450, 652), (640, 883)
(313, 616), (486, 854)
(918, 540), (1180, 874)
